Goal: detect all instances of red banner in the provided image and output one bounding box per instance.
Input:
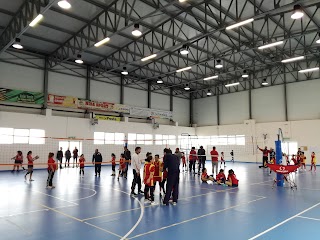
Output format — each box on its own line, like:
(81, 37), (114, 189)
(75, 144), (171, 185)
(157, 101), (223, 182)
(267, 164), (299, 174)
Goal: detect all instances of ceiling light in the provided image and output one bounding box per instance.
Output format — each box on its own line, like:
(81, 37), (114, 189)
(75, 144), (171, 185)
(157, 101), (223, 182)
(12, 38), (23, 49)
(225, 82), (240, 87)
(141, 54), (157, 62)
(184, 84), (190, 91)
(298, 67), (319, 73)
(132, 23), (142, 37)
(242, 70), (249, 78)
(157, 77), (163, 84)
(75, 54), (83, 64)
(262, 79), (269, 86)
(179, 0), (186, 2)
(215, 60), (223, 69)
(281, 56), (305, 63)
(316, 33), (320, 44)
(121, 67), (128, 75)
(207, 89), (212, 96)
(176, 66), (192, 73)
(258, 41), (284, 50)
(291, 5), (304, 19)
(29, 14), (43, 27)
(58, 0), (71, 9)
(94, 37), (110, 47)
(203, 75), (218, 81)
(180, 45), (189, 55)
(226, 18), (254, 30)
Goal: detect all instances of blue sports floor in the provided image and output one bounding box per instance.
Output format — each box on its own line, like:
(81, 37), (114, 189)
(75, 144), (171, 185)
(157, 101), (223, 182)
(1, 162), (320, 240)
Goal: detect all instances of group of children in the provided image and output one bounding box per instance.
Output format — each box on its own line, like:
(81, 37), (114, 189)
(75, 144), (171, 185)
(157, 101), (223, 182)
(201, 168), (239, 187)
(290, 151), (317, 172)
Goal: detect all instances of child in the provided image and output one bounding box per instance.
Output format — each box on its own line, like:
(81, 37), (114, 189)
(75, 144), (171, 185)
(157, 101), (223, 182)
(292, 154), (297, 165)
(79, 154), (85, 177)
(283, 153), (290, 165)
(144, 156), (156, 205)
(181, 152), (187, 172)
(230, 150), (234, 163)
(300, 152), (306, 171)
(226, 169), (239, 187)
(153, 154), (164, 196)
(46, 152), (57, 189)
(111, 153), (116, 176)
(201, 168), (215, 182)
(118, 153), (126, 180)
(310, 152), (316, 172)
(24, 151), (39, 181)
(189, 147), (198, 174)
(216, 169), (226, 184)
(220, 152), (225, 168)
(268, 157), (275, 176)
(11, 151), (24, 172)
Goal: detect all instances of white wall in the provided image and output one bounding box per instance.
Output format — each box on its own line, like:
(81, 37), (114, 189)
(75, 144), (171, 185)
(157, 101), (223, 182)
(173, 97), (190, 127)
(90, 80), (121, 103)
(151, 93), (170, 111)
(123, 87), (148, 108)
(193, 96), (217, 126)
(220, 91), (249, 125)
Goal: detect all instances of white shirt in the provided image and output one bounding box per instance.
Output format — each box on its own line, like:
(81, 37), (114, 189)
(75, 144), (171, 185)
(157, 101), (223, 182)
(132, 153), (143, 171)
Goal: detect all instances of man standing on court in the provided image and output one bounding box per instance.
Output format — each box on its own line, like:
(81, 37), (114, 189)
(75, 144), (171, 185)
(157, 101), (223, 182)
(175, 148), (182, 164)
(124, 146), (131, 179)
(258, 146), (270, 168)
(163, 148), (180, 205)
(197, 146), (206, 175)
(131, 147), (144, 196)
(210, 146), (219, 176)
(56, 147), (63, 169)
(92, 149), (103, 177)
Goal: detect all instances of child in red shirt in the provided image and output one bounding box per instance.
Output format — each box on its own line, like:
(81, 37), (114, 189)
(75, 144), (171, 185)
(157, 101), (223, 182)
(24, 151), (39, 181)
(153, 154), (164, 196)
(201, 168), (215, 182)
(291, 154), (297, 165)
(118, 153), (126, 180)
(111, 153), (116, 176)
(189, 147), (198, 174)
(11, 151), (24, 172)
(216, 169), (226, 184)
(79, 154), (85, 177)
(46, 152), (57, 189)
(181, 152), (186, 172)
(226, 169), (239, 187)
(220, 152), (225, 168)
(144, 156), (156, 204)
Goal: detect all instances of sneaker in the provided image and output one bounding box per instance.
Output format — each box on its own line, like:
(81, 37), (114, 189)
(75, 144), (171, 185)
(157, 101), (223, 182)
(144, 199), (151, 204)
(151, 201), (157, 205)
(162, 202), (169, 206)
(29, 179), (34, 181)
(51, 185), (56, 188)
(46, 186), (52, 189)
(131, 192), (138, 196)
(172, 202), (177, 206)
(139, 190), (144, 195)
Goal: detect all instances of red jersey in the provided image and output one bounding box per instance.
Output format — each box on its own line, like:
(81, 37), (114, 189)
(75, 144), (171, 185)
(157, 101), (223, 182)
(119, 158), (126, 169)
(210, 150), (218, 162)
(228, 174), (239, 185)
(182, 156), (186, 164)
(112, 156), (116, 166)
(27, 155), (33, 165)
(189, 150), (197, 161)
(16, 154), (23, 161)
(79, 157), (85, 167)
(259, 148), (270, 157)
(216, 173), (226, 181)
(291, 157), (297, 165)
(201, 172), (208, 180)
(153, 161), (162, 182)
(144, 163), (155, 186)
(48, 158), (57, 171)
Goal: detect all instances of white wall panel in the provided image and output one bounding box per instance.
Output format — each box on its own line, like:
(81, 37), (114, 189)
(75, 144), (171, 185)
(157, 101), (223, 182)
(252, 85), (285, 123)
(151, 93), (170, 111)
(220, 91), (249, 125)
(173, 97), (189, 127)
(123, 87), (148, 108)
(193, 96), (217, 126)
(0, 62), (43, 92)
(48, 72), (86, 98)
(90, 80), (121, 103)
(287, 80), (320, 121)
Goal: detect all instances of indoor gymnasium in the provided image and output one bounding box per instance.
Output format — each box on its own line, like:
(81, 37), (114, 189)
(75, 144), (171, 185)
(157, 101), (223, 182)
(1, 0), (320, 239)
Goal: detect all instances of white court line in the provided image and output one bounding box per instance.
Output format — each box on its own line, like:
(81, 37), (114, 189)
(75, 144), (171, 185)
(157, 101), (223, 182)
(297, 216), (320, 221)
(72, 187), (97, 201)
(248, 202), (320, 240)
(33, 190), (78, 205)
(5, 219), (32, 236)
(129, 196), (266, 239)
(82, 207), (142, 221)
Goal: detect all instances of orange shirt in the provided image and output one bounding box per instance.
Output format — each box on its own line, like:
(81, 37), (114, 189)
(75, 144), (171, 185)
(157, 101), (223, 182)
(144, 162), (155, 186)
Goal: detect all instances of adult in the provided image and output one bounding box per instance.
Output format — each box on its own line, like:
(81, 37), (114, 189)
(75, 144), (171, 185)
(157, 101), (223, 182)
(297, 148), (302, 164)
(73, 147), (79, 168)
(197, 146), (206, 175)
(131, 147), (144, 196)
(123, 146), (131, 179)
(163, 148), (180, 206)
(189, 147), (197, 174)
(92, 149), (103, 177)
(56, 147), (63, 169)
(175, 148), (182, 164)
(65, 148), (71, 168)
(258, 146), (270, 168)
(210, 147), (219, 176)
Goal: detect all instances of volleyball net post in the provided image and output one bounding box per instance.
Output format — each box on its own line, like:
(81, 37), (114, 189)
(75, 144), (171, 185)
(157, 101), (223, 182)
(275, 129), (284, 187)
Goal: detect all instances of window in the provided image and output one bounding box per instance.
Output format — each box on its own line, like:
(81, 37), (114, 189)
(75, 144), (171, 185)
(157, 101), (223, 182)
(29, 129), (45, 144)
(105, 133), (115, 144)
(127, 133), (153, 145)
(115, 133), (124, 145)
(128, 133), (137, 145)
(0, 128), (14, 144)
(228, 135), (236, 145)
(210, 136), (218, 145)
(168, 135), (176, 145)
(137, 134), (145, 145)
(145, 134), (153, 145)
(94, 132), (104, 145)
(218, 135), (228, 145)
(155, 134), (163, 145)
(236, 135), (245, 145)
(155, 134), (176, 145)
(14, 129), (30, 144)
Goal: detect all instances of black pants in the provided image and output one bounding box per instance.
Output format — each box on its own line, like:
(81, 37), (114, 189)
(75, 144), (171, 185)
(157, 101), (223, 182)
(65, 157), (70, 167)
(112, 165), (115, 172)
(198, 158), (206, 173)
(144, 185), (155, 201)
(131, 169), (141, 193)
(57, 157), (63, 168)
(95, 163), (101, 175)
(189, 161), (196, 172)
(73, 156), (78, 167)
(79, 167), (84, 175)
(163, 173), (179, 204)
(47, 170), (55, 186)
